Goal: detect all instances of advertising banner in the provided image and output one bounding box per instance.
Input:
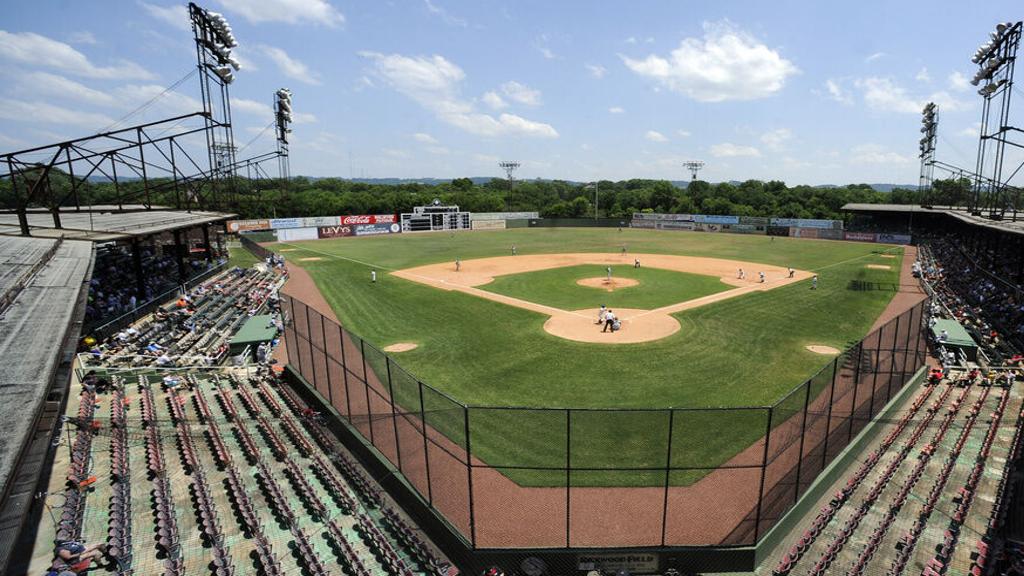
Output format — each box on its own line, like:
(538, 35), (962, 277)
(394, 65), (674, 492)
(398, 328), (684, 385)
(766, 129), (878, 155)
(660, 221), (697, 230)
(353, 222), (402, 236)
(771, 218), (841, 229)
(226, 219), (270, 233)
(472, 219), (507, 230)
(276, 227), (319, 241)
(694, 214), (740, 224)
(844, 231), (877, 242)
(767, 226), (791, 237)
(340, 214), (397, 225)
(301, 216), (341, 228)
(269, 217), (303, 230)
(630, 220), (658, 229)
(577, 553), (658, 574)
(318, 225), (354, 239)
(877, 233), (912, 245)
(818, 229), (845, 240)
(632, 213), (695, 221)
(789, 227), (820, 239)
(739, 216), (770, 226)
(728, 224), (766, 235)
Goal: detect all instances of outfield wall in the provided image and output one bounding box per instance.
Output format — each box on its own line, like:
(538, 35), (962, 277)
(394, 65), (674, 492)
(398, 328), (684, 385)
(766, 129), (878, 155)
(279, 291), (928, 557)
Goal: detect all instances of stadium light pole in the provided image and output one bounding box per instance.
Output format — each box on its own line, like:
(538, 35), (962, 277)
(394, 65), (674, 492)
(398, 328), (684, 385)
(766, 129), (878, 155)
(586, 182), (599, 220)
(498, 161), (520, 212)
(682, 160), (705, 182)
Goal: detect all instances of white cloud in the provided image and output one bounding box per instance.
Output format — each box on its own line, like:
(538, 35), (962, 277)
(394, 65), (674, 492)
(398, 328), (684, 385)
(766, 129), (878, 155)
(825, 79), (852, 104)
(382, 147), (411, 159)
(413, 132), (439, 144)
(625, 36), (638, 44)
(710, 142), (761, 157)
(676, 129), (691, 137)
(424, 0), (467, 27)
(482, 91), (507, 109)
(360, 51), (558, 139)
(915, 67), (931, 82)
(18, 72), (116, 107)
(608, 106), (625, 114)
(0, 30), (154, 80)
(116, 84), (203, 116)
(849, 143), (912, 165)
(856, 77), (968, 113)
(760, 128), (792, 150)
(214, 0), (344, 26)
(948, 71), (970, 92)
(501, 81), (542, 106)
(645, 130), (668, 142)
(864, 52), (886, 63)
(539, 47), (556, 59)
(959, 122), (981, 138)
(138, 2), (190, 31)
(261, 45), (321, 85)
(585, 64), (607, 79)
(426, 146), (450, 155)
(67, 31), (98, 45)
(0, 99), (115, 128)
(620, 21), (797, 102)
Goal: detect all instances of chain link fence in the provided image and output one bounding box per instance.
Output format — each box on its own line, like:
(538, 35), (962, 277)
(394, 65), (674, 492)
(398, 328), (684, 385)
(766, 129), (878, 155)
(281, 293), (928, 550)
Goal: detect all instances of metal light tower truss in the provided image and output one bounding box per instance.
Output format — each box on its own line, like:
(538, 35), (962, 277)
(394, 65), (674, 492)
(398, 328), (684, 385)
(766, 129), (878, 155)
(969, 20), (1022, 219)
(275, 88), (293, 181)
(189, 2), (240, 203)
(683, 160), (705, 181)
(498, 160), (520, 211)
(919, 102), (938, 205)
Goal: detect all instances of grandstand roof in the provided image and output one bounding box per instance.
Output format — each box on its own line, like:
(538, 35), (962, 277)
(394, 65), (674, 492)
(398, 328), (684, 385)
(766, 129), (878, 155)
(842, 203), (1024, 236)
(0, 237), (93, 498)
(0, 208), (235, 242)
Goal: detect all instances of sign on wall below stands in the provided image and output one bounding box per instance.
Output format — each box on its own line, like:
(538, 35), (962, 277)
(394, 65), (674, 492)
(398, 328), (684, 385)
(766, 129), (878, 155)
(771, 218), (843, 229)
(694, 214), (740, 225)
(471, 212), (538, 221)
(472, 219), (507, 230)
(301, 216), (341, 228)
(845, 232), (877, 242)
(318, 225), (354, 239)
(276, 227), (319, 241)
(226, 219), (270, 233)
(353, 222), (402, 236)
(340, 214), (397, 225)
(877, 233), (912, 245)
(577, 553), (659, 573)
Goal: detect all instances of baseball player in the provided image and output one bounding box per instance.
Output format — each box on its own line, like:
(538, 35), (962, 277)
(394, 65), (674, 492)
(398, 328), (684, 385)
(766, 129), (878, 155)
(602, 309), (617, 332)
(596, 304), (608, 325)
(811, 275), (818, 290)
(634, 258), (640, 268)
(511, 245), (517, 255)
(606, 266), (612, 282)
(759, 271), (765, 283)
(788, 267), (795, 278)
(371, 270), (377, 283)
(455, 258), (461, 272)
(737, 268), (745, 280)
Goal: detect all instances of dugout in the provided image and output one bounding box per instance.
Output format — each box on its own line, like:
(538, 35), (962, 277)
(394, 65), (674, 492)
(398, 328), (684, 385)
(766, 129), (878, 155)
(229, 314), (277, 358)
(931, 318), (979, 361)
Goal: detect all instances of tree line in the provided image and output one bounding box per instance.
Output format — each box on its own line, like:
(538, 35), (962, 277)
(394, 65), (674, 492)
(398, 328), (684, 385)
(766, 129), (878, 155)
(1, 170), (972, 222)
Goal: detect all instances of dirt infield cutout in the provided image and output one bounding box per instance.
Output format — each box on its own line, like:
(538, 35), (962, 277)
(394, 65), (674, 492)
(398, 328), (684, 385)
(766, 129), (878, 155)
(393, 253), (810, 344)
(866, 264), (892, 270)
(298, 257), (324, 261)
(805, 344), (840, 355)
(879, 254), (896, 258)
(576, 277), (640, 291)
(383, 342), (418, 352)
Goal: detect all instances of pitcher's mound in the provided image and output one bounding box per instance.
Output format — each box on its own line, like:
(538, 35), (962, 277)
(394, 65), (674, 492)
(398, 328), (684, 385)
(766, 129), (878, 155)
(806, 345), (840, 355)
(576, 277), (640, 291)
(384, 342), (418, 352)
(866, 264), (891, 270)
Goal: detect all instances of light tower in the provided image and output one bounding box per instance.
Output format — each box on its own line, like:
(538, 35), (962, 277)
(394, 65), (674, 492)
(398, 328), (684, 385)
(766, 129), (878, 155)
(275, 88), (293, 181)
(498, 160), (520, 211)
(682, 160), (705, 181)
(918, 102), (938, 207)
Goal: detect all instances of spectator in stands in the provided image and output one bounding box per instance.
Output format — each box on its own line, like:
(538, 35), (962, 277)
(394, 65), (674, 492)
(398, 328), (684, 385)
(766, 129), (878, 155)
(49, 540), (107, 574)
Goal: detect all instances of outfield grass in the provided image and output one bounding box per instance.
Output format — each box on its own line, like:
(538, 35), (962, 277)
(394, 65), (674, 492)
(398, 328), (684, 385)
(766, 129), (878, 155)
(480, 263), (731, 310)
(274, 229), (902, 486)
(228, 245), (261, 269)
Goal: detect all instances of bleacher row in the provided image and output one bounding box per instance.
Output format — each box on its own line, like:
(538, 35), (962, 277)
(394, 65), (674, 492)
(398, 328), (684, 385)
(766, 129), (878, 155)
(46, 365), (453, 576)
(88, 266), (281, 368)
(771, 372), (1022, 576)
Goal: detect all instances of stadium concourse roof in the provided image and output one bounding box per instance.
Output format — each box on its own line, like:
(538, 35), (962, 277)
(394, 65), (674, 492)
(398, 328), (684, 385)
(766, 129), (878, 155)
(0, 236), (92, 509)
(0, 206), (235, 242)
(843, 203), (1024, 236)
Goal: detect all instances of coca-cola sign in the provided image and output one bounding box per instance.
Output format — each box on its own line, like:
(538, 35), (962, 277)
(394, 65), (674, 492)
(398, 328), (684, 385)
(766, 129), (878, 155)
(340, 214), (396, 225)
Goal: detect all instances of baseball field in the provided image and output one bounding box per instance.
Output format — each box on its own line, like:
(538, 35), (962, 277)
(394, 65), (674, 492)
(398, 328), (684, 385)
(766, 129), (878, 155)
(271, 228), (903, 487)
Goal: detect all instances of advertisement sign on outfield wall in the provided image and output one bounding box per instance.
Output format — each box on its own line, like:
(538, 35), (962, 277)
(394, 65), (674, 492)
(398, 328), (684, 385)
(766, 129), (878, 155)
(632, 213), (695, 221)
(844, 232), (877, 242)
(353, 223), (402, 236)
(317, 225), (354, 239)
(472, 219), (507, 230)
(771, 218), (842, 229)
(269, 217), (304, 230)
(694, 214), (740, 225)
(789, 227), (819, 239)
(276, 227), (319, 241)
(301, 216), (341, 228)
(877, 233), (912, 245)
(340, 214), (397, 225)
(739, 216), (770, 226)
(472, 212), (538, 221)
(226, 219), (270, 232)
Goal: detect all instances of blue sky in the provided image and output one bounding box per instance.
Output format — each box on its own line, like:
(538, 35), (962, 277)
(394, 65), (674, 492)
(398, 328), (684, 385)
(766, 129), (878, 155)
(0, 0), (1020, 185)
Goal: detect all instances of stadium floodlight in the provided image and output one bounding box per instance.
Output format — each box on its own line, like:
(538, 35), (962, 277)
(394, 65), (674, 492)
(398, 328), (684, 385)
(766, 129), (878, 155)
(275, 88), (294, 144)
(190, 3), (241, 84)
(498, 161), (520, 211)
(682, 160), (705, 181)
